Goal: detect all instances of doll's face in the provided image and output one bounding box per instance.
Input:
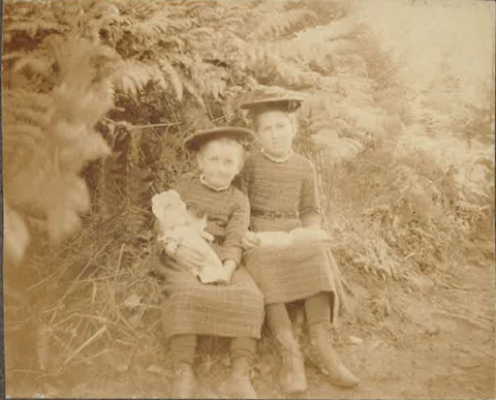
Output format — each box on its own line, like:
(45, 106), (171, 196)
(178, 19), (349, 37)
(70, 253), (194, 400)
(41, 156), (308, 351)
(152, 190), (188, 228)
(196, 138), (244, 189)
(254, 110), (296, 157)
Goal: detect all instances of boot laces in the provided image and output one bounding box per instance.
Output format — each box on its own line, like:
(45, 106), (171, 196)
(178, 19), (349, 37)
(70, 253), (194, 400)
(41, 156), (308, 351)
(275, 332), (301, 352)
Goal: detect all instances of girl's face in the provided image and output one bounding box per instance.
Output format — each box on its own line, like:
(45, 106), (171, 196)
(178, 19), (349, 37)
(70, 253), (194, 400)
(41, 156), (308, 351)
(196, 139), (244, 189)
(255, 110), (296, 157)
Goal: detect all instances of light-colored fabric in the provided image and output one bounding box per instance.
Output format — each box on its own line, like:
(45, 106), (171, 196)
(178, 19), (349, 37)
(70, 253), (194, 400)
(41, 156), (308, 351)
(244, 240), (336, 304)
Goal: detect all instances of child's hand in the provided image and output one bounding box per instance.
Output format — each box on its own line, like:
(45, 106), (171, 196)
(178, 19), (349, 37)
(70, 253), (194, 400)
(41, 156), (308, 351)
(200, 231), (215, 243)
(219, 260), (237, 285)
(242, 231), (261, 250)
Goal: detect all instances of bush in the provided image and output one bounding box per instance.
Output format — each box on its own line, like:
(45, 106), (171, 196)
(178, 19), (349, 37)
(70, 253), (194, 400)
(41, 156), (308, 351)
(3, 0), (494, 380)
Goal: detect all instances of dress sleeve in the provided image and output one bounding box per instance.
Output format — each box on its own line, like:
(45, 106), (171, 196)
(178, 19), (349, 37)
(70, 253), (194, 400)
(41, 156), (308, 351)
(299, 162), (322, 227)
(236, 157), (252, 196)
(173, 180), (187, 199)
(220, 193), (250, 265)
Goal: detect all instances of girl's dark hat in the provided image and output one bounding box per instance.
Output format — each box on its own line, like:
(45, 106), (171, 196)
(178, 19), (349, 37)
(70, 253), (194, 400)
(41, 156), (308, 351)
(240, 96), (304, 114)
(184, 126), (256, 152)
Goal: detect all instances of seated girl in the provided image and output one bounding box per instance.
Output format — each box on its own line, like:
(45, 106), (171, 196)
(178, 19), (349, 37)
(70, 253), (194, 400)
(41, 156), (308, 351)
(154, 127), (265, 399)
(238, 96), (359, 394)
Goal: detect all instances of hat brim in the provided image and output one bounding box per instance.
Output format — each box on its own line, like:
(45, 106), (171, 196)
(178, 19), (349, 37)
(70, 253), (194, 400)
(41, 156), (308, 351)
(240, 97), (304, 113)
(184, 127), (255, 152)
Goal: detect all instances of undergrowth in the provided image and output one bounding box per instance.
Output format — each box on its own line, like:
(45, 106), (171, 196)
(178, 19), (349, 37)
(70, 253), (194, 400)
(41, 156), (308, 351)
(3, 0), (494, 395)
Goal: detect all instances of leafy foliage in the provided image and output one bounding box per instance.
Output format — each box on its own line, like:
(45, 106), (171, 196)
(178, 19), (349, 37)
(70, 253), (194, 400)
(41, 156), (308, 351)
(3, 0), (494, 392)
(3, 0), (493, 277)
(3, 21), (122, 260)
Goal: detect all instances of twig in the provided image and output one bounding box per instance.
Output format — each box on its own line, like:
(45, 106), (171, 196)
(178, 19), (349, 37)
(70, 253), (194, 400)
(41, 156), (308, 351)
(436, 301), (494, 324)
(74, 271), (131, 284)
(71, 313), (136, 337)
(114, 243), (126, 287)
(130, 122), (183, 130)
(341, 276), (356, 297)
(53, 312), (79, 327)
(54, 240), (113, 312)
(27, 268), (64, 292)
(470, 347), (494, 358)
(63, 326), (107, 366)
(432, 310), (490, 331)
(437, 282), (470, 292)
(69, 348), (112, 367)
(145, 319), (161, 334)
(62, 317), (84, 356)
(115, 339), (135, 347)
(104, 117), (182, 131)
(6, 369), (57, 376)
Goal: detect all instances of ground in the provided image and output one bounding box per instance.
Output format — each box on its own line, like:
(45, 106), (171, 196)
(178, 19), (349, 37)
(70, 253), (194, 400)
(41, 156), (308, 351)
(4, 257), (495, 399)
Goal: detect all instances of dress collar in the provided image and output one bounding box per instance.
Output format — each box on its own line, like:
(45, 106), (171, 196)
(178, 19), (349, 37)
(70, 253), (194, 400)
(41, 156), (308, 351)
(261, 148), (293, 164)
(200, 175), (230, 192)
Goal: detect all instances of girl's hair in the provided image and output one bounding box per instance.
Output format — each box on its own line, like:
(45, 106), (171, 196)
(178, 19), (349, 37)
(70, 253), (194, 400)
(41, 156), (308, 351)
(251, 110), (299, 132)
(198, 136), (248, 162)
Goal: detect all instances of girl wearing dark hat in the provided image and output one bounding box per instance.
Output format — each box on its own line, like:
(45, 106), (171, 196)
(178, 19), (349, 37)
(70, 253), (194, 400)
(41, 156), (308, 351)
(154, 127), (264, 399)
(239, 96), (359, 394)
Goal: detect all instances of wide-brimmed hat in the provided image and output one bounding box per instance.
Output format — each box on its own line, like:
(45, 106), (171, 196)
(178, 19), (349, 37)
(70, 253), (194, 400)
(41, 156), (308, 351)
(183, 126), (256, 152)
(240, 95), (304, 114)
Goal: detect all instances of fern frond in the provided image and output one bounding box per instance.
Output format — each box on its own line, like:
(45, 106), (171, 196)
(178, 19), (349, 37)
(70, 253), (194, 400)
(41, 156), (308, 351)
(3, 32), (119, 256)
(249, 8), (317, 40)
(119, 0), (165, 19)
(170, 17), (197, 31)
(181, 75), (206, 109)
(245, 49), (319, 89)
(192, 60), (228, 100)
(44, 35), (121, 89)
(246, 25), (357, 72)
(128, 13), (171, 36)
(311, 134), (364, 164)
(341, 106), (386, 135)
(158, 58), (184, 101)
(187, 27), (216, 39)
(299, 16), (359, 40)
(222, 16), (246, 30)
(13, 56), (53, 78)
(4, 20), (62, 37)
(114, 60), (167, 98)
(57, 128), (111, 173)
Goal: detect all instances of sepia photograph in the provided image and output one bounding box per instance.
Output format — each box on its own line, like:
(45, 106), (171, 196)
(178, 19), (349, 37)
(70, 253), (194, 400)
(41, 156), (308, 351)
(2, 0), (495, 398)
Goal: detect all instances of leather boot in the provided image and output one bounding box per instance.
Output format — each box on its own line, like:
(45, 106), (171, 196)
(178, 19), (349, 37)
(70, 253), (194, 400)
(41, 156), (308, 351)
(275, 330), (308, 394)
(219, 357), (257, 399)
(171, 362), (196, 399)
(308, 323), (359, 388)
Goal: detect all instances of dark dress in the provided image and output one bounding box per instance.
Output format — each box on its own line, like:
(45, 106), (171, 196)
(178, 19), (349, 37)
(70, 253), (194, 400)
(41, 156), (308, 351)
(156, 178), (265, 339)
(240, 150), (336, 305)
